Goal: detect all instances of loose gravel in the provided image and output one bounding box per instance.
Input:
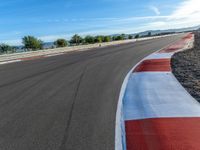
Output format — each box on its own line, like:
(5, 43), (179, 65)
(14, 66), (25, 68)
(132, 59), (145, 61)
(171, 31), (200, 102)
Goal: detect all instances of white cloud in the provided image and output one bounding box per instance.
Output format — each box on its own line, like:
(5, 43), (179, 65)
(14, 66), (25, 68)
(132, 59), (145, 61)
(145, 0), (200, 30)
(39, 34), (67, 42)
(107, 0), (200, 32)
(169, 0), (200, 20)
(149, 6), (161, 15)
(4, 0), (200, 45)
(147, 21), (167, 28)
(67, 0), (200, 34)
(0, 39), (21, 46)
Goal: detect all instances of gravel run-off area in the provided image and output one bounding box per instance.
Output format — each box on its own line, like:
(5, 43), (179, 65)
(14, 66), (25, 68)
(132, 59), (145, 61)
(172, 31), (200, 102)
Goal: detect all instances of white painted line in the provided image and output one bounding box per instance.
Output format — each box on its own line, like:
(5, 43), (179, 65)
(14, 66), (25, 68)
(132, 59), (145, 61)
(45, 53), (63, 57)
(0, 60), (21, 65)
(115, 71), (128, 150)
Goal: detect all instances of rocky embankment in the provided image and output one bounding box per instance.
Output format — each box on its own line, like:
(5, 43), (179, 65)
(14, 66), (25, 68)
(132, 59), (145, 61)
(172, 31), (200, 102)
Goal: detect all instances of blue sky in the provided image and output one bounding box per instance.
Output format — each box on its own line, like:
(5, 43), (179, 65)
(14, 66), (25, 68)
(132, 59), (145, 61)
(0, 0), (200, 45)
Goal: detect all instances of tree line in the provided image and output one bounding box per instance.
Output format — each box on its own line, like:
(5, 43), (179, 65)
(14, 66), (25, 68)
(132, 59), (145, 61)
(0, 33), (141, 54)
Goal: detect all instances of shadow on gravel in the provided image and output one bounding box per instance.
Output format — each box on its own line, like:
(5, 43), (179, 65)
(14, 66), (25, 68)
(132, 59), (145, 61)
(171, 31), (200, 102)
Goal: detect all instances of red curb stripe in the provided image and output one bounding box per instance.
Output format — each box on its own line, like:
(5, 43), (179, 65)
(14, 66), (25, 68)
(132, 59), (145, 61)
(159, 41), (185, 53)
(20, 55), (46, 61)
(133, 59), (171, 72)
(182, 33), (193, 40)
(159, 33), (194, 53)
(125, 118), (200, 150)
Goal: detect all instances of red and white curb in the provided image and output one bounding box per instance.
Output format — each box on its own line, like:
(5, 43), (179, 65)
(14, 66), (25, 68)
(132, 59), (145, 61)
(115, 33), (199, 150)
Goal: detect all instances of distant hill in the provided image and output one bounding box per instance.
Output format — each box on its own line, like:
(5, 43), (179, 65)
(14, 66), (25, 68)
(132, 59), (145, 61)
(131, 25), (200, 37)
(111, 25), (200, 38)
(43, 42), (55, 49)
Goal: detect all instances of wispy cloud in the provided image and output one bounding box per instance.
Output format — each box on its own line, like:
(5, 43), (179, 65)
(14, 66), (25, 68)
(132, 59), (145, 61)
(0, 39), (21, 45)
(147, 0), (200, 29)
(169, 0), (199, 20)
(40, 0), (200, 36)
(149, 6), (161, 15)
(3, 0), (200, 45)
(39, 34), (68, 42)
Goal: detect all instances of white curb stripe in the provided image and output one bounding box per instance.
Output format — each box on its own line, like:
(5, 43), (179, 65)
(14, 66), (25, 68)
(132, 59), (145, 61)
(145, 53), (174, 59)
(124, 72), (200, 121)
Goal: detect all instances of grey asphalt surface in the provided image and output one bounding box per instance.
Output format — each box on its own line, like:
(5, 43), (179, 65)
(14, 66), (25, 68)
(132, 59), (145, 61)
(0, 34), (184, 150)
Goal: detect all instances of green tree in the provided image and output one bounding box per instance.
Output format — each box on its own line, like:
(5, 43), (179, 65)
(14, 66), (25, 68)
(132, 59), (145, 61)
(112, 36), (116, 41)
(148, 32), (152, 37)
(22, 36), (43, 50)
(121, 34), (126, 40)
(114, 35), (123, 41)
(84, 35), (95, 44)
(95, 36), (103, 43)
(54, 39), (68, 47)
(70, 34), (83, 45)
(103, 36), (111, 42)
(135, 34), (140, 39)
(128, 35), (133, 39)
(0, 44), (14, 54)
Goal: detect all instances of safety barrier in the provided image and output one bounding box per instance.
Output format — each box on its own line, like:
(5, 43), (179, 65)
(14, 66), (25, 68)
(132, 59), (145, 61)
(0, 34), (179, 65)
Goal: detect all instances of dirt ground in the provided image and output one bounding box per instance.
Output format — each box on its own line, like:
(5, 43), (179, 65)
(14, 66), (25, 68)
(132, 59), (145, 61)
(171, 31), (200, 102)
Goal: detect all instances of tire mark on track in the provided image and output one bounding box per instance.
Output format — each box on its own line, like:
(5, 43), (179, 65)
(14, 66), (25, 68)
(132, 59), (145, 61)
(60, 65), (87, 150)
(0, 44), (134, 89)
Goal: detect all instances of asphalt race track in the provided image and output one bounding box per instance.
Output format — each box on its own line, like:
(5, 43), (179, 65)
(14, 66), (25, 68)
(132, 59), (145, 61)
(0, 34), (184, 150)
